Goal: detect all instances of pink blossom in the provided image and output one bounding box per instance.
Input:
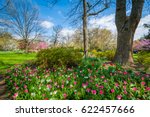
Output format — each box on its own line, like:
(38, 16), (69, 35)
(146, 87), (150, 91)
(24, 85), (27, 89)
(117, 95), (122, 100)
(24, 89), (28, 93)
(6, 76), (10, 79)
(91, 90), (97, 95)
(124, 81), (127, 85)
(141, 82), (146, 86)
(14, 83), (17, 87)
(82, 83), (87, 88)
(141, 77), (145, 80)
(104, 80), (107, 82)
(123, 71), (128, 75)
(61, 85), (64, 89)
(67, 77), (71, 81)
(63, 93), (67, 99)
(101, 76), (105, 79)
(47, 84), (52, 89)
(124, 90), (127, 94)
(86, 88), (91, 93)
(110, 89), (115, 93)
(123, 85), (126, 89)
(132, 87), (137, 91)
(74, 81), (77, 85)
(115, 83), (119, 87)
(95, 84), (99, 87)
(90, 80), (93, 82)
(15, 86), (19, 90)
(99, 90), (104, 95)
(13, 93), (18, 99)
(54, 82), (58, 86)
(99, 85), (104, 89)
(42, 94), (46, 97)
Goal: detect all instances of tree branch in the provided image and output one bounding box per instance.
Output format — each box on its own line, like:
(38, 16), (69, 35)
(0, 0), (10, 10)
(88, 6), (108, 16)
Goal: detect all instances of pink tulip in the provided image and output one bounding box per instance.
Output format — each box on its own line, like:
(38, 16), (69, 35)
(110, 89), (115, 93)
(24, 85), (27, 89)
(117, 95), (122, 100)
(99, 90), (104, 95)
(86, 88), (91, 93)
(124, 81), (127, 85)
(141, 82), (146, 86)
(24, 89), (28, 93)
(91, 90), (97, 95)
(13, 93), (18, 99)
(115, 83), (119, 87)
(63, 93), (67, 99)
(132, 87), (137, 91)
(74, 81), (77, 85)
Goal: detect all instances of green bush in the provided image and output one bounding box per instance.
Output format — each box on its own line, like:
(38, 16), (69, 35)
(137, 51), (150, 66)
(36, 47), (83, 68)
(91, 50), (115, 61)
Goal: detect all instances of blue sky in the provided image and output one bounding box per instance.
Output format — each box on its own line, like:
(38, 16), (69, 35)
(32, 0), (150, 39)
(1, 0), (149, 39)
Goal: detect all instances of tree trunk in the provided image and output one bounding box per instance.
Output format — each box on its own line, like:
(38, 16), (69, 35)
(83, 0), (88, 59)
(114, 0), (145, 65)
(114, 28), (135, 65)
(24, 39), (29, 53)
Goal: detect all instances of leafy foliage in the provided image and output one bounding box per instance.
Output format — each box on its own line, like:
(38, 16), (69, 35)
(36, 47), (83, 68)
(91, 50), (115, 61)
(137, 51), (150, 67)
(5, 62), (150, 100)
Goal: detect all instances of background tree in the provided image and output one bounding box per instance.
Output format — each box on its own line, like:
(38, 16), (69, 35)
(114, 0), (145, 65)
(46, 0), (111, 58)
(50, 25), (62, 47)
(0, 29), (17, 51)
(88, 28), (116, 51)
(1, 0), (43, 53)
(74, 0), (110, 58)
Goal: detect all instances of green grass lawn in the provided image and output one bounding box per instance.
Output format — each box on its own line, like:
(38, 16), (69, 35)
(0, 51), (36, 71)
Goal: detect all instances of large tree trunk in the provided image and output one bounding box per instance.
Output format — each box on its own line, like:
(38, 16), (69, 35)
(114, 27), (135, 65)
(114, 0), (144, 65)
(83, 0), (88, 58)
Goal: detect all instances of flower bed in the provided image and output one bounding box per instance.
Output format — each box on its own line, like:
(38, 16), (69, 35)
(5, 63), (150, 100)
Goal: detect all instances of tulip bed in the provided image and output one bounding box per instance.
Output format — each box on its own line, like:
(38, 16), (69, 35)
(5, 61), (150, 100)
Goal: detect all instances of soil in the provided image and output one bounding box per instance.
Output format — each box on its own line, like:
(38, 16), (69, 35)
(0, 74), (12, 100)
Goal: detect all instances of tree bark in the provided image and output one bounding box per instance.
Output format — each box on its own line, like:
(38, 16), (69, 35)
(83, 0), (88, 58)
(114, 0), (145, 65)
(24, 39), (29, 53)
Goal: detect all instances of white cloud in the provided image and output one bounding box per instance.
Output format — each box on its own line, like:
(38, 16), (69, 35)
(40, 21), (54, 29)
(60, 28), (75, 37)
(89, 14), (150, 39)
(89, 14), (116, 33)
(134, 15), (150, 39)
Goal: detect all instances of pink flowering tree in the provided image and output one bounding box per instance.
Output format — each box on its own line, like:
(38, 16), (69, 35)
(133, 39), (150, 51)
(28, 41), (49, 52)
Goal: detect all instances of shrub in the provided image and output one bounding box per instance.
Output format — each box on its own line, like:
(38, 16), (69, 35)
(36, 47), (83, 68)
(137, 51), (150, 66)
(92, 50), (115, 61)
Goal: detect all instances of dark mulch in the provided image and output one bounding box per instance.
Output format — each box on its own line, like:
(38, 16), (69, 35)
(0, 74), (12, 100)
